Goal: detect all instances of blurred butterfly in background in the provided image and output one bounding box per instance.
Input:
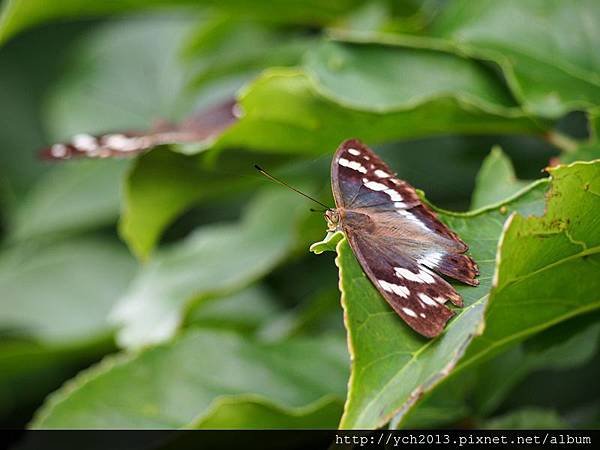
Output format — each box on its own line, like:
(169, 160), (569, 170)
(40, 98), (239, 160)
(257, 138), (479, 337)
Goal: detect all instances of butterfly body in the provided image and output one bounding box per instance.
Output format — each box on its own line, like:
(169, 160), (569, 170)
(329, 139), (479, 338)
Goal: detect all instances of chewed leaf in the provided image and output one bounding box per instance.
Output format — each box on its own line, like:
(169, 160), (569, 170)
(457, 161), (600, 370)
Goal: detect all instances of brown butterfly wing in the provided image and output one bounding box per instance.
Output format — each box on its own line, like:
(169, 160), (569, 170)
(331, 139), (478, 337)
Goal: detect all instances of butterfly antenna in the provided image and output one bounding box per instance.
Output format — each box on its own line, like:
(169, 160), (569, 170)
(254, 164), (331, 210)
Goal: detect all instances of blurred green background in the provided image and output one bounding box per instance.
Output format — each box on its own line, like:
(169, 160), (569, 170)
(0, 0), (598, 430)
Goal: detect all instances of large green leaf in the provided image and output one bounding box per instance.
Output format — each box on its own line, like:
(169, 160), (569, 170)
(9, 159), (128, 242)
(405, 161), (600, 429)
(311, 179), (547, 429)
(431, 0), (600, 118)
(211, 67), (543, 157)
(111, 189), (306, 349)
(0, 0), (364, 46)
(190, 395), (343, 429)
(0, 22), (88, 205)
(470, 146), (530, 210)
(0, 237), (136, 420)
(469, 316), (600, 417)
(43, 15), (195, 141)
(456, 161), (600, 371)
(184, 17), (313, 94)
(119, 150), (257, 260)
(31, 330), (348, 428)
(401, 314), (600, 428)
(305, 39), (522, 114)
(185, 285), (282, 333)
(0, 238), (137, 344)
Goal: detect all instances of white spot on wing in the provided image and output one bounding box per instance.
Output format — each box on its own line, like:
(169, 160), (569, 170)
(364, 180), (387, 191)
(103, 134), (150, 152)
(402, 307), (417, 318)
(395, 267), (435, 284)
(377, 280), (409, 298)
(385, 189), (403, 202)
(397, 210), (430, 232)
(339, 158), (367, 173)
(394, 201), (407, 209)
(347, 148), (361, 156)
(418, 293), (438, 306)
(72, 134), (98, 152)
(363, 181), (407, 204)
(418, 251), (443, 269)
(374, 169), (390, 178)
(50, 144), (68, 158)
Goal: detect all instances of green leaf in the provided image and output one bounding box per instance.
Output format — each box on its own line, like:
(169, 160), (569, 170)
(185, 285), (282, 333)
(400, 278), (600, 429)
(0, 237), (136, 420)
(311, 180), (548, 429)
(305, 39), (523, 114)
(0, 238), (137, 345)
(0, 23), (87, 205)
(212, 67), (543, 156)
(483, 408), (567, 430)
(111, 189), (307, 349)
(471, 146), (530, 210)
(470, 316), (600, 417)
(9, 159), (129, 242)
(0, 0), (365, 46)
(42, 15), (195, 141)
(119, 150), (256, 260)
(184, 17), (313, 94)
(431, 0), (600, 118)
(456, 161), (600, 371)
(189, 395), (343, 429)
(31, 330), (348, 428)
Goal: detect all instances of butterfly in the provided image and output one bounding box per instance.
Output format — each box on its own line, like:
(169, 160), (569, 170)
(40, 98), (239, 160)
(325, 139), (479, 337)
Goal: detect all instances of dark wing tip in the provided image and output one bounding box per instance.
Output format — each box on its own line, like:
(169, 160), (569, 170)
(410, 307), (454, 338)
(339, 137), (362, 147)
(336, 138), (370, 155)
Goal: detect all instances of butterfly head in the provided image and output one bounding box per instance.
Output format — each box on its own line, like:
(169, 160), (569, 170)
(325, 209), (341, 231)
